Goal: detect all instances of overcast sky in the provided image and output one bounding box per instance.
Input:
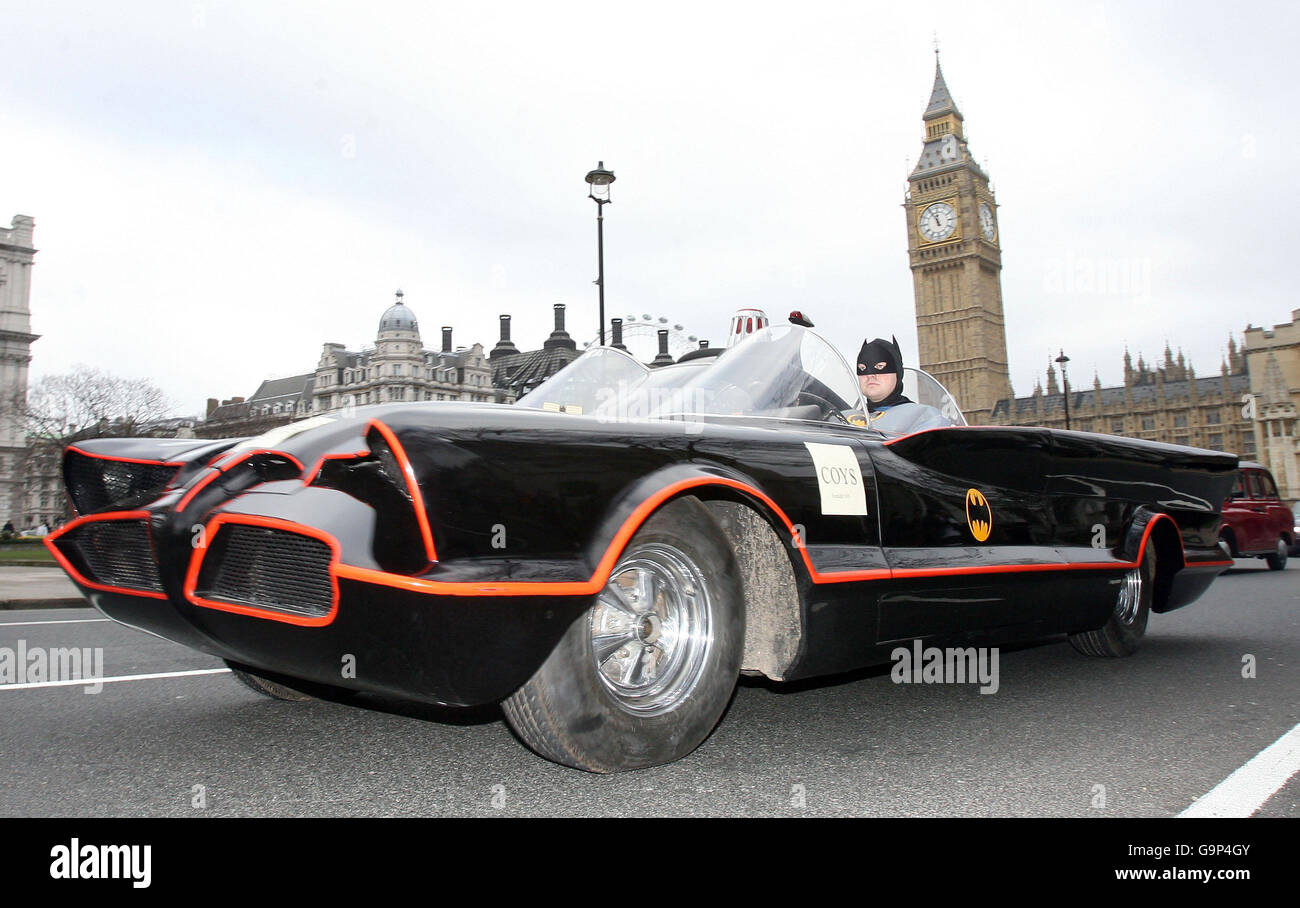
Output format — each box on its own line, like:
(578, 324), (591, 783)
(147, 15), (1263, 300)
(3, 1), (1297, 416)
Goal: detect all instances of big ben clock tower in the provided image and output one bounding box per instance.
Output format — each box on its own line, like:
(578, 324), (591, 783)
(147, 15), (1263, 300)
(905, 53), (1012, 424)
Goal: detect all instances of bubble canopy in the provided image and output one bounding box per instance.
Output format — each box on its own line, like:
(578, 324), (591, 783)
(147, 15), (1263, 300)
(516, 325), (965, 429)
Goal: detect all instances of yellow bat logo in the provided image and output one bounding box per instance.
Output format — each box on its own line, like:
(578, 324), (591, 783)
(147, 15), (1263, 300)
(966, 488), (993, 542)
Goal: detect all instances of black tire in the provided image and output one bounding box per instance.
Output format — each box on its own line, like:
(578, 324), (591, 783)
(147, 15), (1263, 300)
(502, 496), (744, 772)
(226, 661), (322, 702)
(1265, 538), (1288, 571)
(1069, 543), (1154, 657)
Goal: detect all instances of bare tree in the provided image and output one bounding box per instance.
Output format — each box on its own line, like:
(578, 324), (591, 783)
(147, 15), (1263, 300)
(5, 368), (173, 529)
(25, 366), (173, 442)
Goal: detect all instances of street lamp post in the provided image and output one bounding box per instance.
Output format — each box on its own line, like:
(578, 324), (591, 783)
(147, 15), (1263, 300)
(1055, 350), (1072, 431)
(585, 161), (616, 345)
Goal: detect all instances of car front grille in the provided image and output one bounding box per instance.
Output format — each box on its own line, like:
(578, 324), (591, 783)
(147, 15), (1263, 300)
(194, 524), (334, 619)
(56, 518), (164, 594)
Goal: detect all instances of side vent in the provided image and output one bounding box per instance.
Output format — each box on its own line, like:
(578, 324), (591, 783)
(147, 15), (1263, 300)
(48, 514), (165, 597)
(309, 425), (432, 573)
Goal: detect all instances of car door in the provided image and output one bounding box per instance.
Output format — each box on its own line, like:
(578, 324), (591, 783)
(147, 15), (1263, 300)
(1243, 470), (1269, 552)
(1223, 472), (1249, 548)
(865, 426), (1062, 640)
(1256, 469), (1290, 549)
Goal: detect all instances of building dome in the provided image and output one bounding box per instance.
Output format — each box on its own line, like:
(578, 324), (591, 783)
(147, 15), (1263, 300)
(378, 290), (419, 334)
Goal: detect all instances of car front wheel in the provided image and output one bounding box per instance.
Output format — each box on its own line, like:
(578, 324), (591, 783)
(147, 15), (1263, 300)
(502, 496), (744, 772)
(226, 661), (318, 701)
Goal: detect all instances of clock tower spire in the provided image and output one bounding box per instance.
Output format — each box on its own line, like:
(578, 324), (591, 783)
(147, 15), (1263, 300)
(905, 53), (1012, 425)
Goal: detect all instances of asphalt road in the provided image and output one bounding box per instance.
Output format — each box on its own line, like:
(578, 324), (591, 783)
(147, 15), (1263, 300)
(1, 560), (1295, 817)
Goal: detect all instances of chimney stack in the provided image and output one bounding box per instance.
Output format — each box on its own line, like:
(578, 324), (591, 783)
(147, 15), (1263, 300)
(490, 314), (519, 360)
(206, 398), (218, 417)
(442, 326), (453, 353)
(544, 302), (576, 351)
(651, 329), (675, 367)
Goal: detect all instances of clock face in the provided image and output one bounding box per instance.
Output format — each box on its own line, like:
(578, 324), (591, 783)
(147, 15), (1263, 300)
(979, 202), (996, 241)
(919, 201), (957, 242)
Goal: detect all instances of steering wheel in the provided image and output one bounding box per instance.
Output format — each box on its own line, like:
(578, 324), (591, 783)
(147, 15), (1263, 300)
(794, 391), (850, 424)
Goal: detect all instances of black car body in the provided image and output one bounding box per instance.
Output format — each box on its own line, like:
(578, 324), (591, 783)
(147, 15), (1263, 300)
(47, 326), (1237, 770)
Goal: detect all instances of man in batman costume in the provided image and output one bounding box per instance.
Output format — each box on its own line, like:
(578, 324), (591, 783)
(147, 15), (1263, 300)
(856, 336), (950, 434)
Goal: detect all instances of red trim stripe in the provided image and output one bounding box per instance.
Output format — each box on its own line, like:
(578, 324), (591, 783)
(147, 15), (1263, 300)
(368, 420), (438, 564)
(335, 479), (1201, 597)
(65, 445), (186, 467)
(298, 420), (437, 564)
(183, 478), (1228, 614)
(175, 449), (306, 511)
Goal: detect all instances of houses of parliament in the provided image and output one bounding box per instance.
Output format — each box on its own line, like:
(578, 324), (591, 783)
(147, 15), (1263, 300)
(904, 54), (1299, 499)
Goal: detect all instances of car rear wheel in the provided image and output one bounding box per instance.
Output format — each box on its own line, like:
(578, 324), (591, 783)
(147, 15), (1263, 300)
(1069, 543), (1154, 657)
(1265, 538), (1288, 571)
(502, 496), (744, 772)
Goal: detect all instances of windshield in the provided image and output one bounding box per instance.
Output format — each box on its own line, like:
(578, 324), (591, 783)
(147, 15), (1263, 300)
(515, 346), (647, 414)
(518, 325), (872, 423)
(903, 367), (967, 426)
(641, 325), (865, 420)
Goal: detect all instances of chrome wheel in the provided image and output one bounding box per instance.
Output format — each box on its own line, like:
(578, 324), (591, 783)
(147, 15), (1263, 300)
(1115, 566), (1143, 625)
(589, 542), (713, 716)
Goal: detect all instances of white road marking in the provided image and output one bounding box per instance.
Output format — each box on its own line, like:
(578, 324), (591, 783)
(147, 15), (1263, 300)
(1178, 722), (1300, 818)
(0, 618), (111, 627)
(0, 667), (230, 691)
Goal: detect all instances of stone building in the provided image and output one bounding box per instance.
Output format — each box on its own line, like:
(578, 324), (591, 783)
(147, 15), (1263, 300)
(198, 374), (316, 440)
(904, 55), (1012, 425)
(0, 214), (37, 528)
(1244, 309), (1300, 499)
(19, 437), (60, 531)
(991, 343), (1255, 460)
(312, 290), (501, 415)
(198, 291), (504, 440)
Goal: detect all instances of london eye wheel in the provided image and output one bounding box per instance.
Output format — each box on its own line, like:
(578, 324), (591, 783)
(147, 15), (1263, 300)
(584, 315), (704, 364)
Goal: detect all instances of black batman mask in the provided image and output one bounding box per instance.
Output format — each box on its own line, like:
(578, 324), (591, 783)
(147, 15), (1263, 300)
(857, 336), (911, 411)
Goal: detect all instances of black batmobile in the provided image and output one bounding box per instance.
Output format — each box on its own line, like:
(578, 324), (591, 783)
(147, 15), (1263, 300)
(47, 326), (1237, 771)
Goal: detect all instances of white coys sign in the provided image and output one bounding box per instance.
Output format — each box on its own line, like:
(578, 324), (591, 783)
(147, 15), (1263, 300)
(803, 443), (869, 516)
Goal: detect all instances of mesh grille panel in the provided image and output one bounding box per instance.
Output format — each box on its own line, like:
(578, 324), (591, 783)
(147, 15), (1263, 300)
(198, 525), (334, 619)
(62, 519), (163, 593)
(66, 451), (178, 514)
